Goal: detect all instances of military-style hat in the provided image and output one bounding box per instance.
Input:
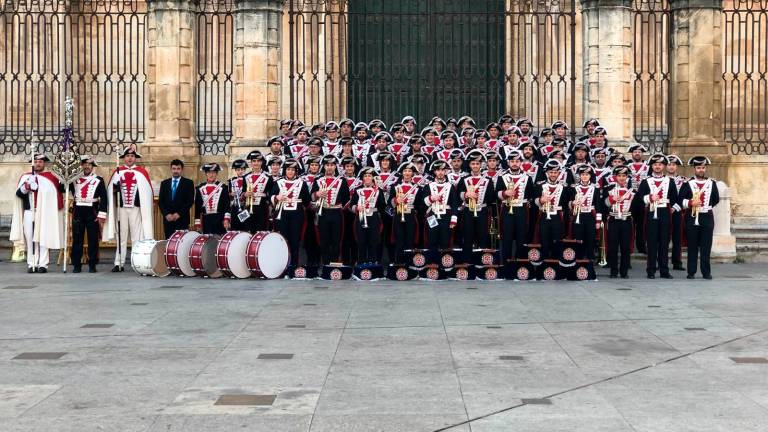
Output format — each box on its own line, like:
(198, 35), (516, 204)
(390, 122), (406, 133)
(667, 154), (683, 166)
(474, 129), (490, 140)
(291, 120), (305, 129)
(340, 137), (354, 146)
(518, 142), (537, 153)
(516, 117), (534, 128)
(544, 159), (563, 172)
(575, 164), (594, 175)
(308, 137), (324, 147)
(551, 120), (569, 130)
(30, 153), (50, 162)
(201, 163), (221, 173)
(608, 153), (628, 165)
(627, 143), (648, 153)
(409, 134), (426, 146)
(547, 149), (566, 160)
(572, 142), (590, 153)
(401, 115), (417, 125)
(499, 114), (515, 125)
(420, 126), (436, 137)
(465, 149), (486, 163)
(376, 151), (396, 163)
(282, 158), (301, 174)
(231, 159), (247, 169)
(485, 151), (501, 162)
(539, 127), (554, 137)
(429, 159), (449, 172)
(449, 149), (465, 161)
(119, 146), (142, 158)
(305, 155), (322, 166)
(340, 155), (357, 166)
(613, 165), (630, 176)
(457, 116), (476, 128)
(591, 147), (611, 158)
(486, 122), (502, 133)
(247, 150), (264, 161)
(339, 118), (355, 128)
(460, 127), (476, 136)
(552, 137), (568, 147)
(430, 116), (446, 129)
(688, 155), (712, 166)
(279, 119), (293, 127)
(267, 136), (283, 147)
(648, 153), (669, 165)
(368, 119), (387, 130)
(294, 126), (309, 137)
(310, 123), (325, 134)
(583, 118), (601, 128)
(324, 121), (339, 131)
(397, 161), (418, 174)
(373, 131), (393, 143)
(409, 154), (429, 165)
(506, 150), (524, 161)
(80, 155), (97, 166)
(440, 130), (459, 143)
(446, 118), (458, 127)
(358, 166), (377, 179)
(267, 156), (284, 167)
(593, 126), (607, 136)
(321, 154), (339, 165)
(353, 122), (369, 134)
(506, 126), (522, 136)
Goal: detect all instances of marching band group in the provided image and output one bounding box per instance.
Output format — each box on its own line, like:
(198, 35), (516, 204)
(11, 115), (720, 280)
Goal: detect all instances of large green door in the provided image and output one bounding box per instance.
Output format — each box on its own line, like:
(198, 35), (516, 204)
(347, 0), (505, 127)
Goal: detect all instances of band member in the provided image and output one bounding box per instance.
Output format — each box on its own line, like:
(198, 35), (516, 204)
(323, 121), (341, 156)
(242, 150), (274, 233)
(287, 126), (310, 159)
(391, 162), (421, 263)
(271, 159), (310, 270)
(301, 138), (324, 170)
(265, 136), (286, 167)
(301, 155), (322, 268)
(279, 119), (293, 143)
(105, 147), (154, 272)
(10, 153), (64, 273)
(636, 153), (678, 279)
(69, 156), (108, 273)
(194, 163), (231, 235)
(535, 160), (573, 260)
(389, 123), (409, 163)
(603, 166), (635, 278)
(422, 160), (459, 264)
(375, 152), (398, 261)
(352, 123), (372, 162)
(679, 156), (720, 280)
(339, 118), (355, 138)
(569, 165), (599, 260)
(340, 156), (360, 264)
(458, 150), (496, 261)
(366, 132), (393, 169)
(268, 157), (283, 181)
(351, 167), (386, 264)
(666, 155), (687, 270)
(497, 151), (533, 260)
(627, 144), (649, 254)
(158, 159), (195, 239)
(312, 155), (350, 265)
(228, 159), (248, 231)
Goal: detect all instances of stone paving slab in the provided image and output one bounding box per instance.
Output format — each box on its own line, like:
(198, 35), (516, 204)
(0, 262), (767, 431)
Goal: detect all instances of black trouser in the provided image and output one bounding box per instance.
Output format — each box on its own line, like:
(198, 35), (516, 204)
(571, 212), (596, 260)
(163, 219), (189, 239)
(645, 209), (671, 276)
(201, 213), (227, 235)
(427, 211), (453, 264)
(671, 211), (684, 266)
(685, 214), (714, 277)
(379, 212), (394, 265)
(632, 205), (646, 253)
(462, 207), (489, 261)
(607, 217), (632, 277)
(526, 205), (538, 244)
(243, 204), (270, 233)
(230, 205), (246, 232)
(276, 209), (304, 267)
(539, 213), (564, 260)
(341, 210), (357, 265)
(355, 213), (381, 263)
(500, 205), (527, 261)
(303, 209), (320, 267)
(393, 212), (418, 264)
(318, 209), (344, 264)
(71, 211), (100, 267)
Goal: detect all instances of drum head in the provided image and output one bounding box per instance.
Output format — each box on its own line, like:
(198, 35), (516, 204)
(150, 240), (170, 277)
(256, 232), (290, 279)
(225, 232), (252, 279)
(202, 235), (222, 278)
(175, 231), (201, 277)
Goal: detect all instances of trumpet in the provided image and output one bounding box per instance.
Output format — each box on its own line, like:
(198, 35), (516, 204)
(359, 192), (368, 228)
(275, 197), (285, 221)
(598, 214), (608, 266)
(573, 192), (583, 224)
(432, 192), (444, 219)
(397, 191), (406, 222)
(692, 189), (702, 226)
(245, 178), (254, 210)
(506, 184), (517, 214)
(467, 184), (478, 218)
(317, 187), (328, 216)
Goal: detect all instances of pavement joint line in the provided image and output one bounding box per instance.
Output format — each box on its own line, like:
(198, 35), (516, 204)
(434, 326), (768, 432)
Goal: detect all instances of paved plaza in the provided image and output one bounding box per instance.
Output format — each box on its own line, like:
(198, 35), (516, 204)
(0, 262), (767, 431)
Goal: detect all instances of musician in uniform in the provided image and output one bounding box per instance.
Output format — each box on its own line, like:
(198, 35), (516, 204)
(497, 151), (534, 260)
(158, 159), (195, 239)
(69, 156), (108, 273)
(350, 167), (386, 264)
(242, 150), (274, 233)
(534, 160), (573, 260)
(569, 164), (599, 260)
(666, 155), (687, 271)
(421, 160), (459, 265)
(636, 153), (678, 279)
(301, 155), (322, 268)
(11, 153), (65, 273)
(603, 165), (635, 278)
(105, 147), (154, 272)
(194, 163), (231, 235)
(228, 159), (248, 231)
(458, 150), (496, 262)
(270, 159), (310, 271)
(679, 156), (720, 279)
(375, 152), (398, 261)
(627, 144), (649, 254)
(312, 154), (350, 265)
(391, 162), (422, 264)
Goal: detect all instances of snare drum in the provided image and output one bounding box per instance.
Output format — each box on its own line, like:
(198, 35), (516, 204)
(246, 231), (290, 279)
(131, 239), (170, 277)
(165, 230), (201, 277)
(216, 231), (252, 279)
(189, 234), (222, 278)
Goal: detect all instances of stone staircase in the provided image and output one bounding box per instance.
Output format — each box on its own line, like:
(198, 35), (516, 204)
(733, 217), (768, 262)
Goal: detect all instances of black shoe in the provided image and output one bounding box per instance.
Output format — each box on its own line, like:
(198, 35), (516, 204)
(610, 274), (618, 279)
(27, 267), (35, 273)
(660, 274), (674, 279)
(89, 266), (97, 273)
(111, 265), (124, 273)
(37, 267), (47, 274)
(647, 274), (656, 279)
(687, 274), (695, 279)
(72, 266), (82, 273)
(703, 275), (712, 280)
(621, 275), (629, 279)
(673, 265), (685, 271)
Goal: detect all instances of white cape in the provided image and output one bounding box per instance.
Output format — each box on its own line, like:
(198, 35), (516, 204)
(9, 173), (64, 250)
(103, 167), (154, 241)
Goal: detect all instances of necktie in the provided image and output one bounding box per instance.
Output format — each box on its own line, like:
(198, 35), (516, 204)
(172, 178), (178, 200)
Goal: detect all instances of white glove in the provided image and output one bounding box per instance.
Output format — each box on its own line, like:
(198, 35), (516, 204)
(25, 178), (39, 192)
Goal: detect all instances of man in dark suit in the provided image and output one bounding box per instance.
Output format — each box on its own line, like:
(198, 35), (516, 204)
(158, 159), (195, 239)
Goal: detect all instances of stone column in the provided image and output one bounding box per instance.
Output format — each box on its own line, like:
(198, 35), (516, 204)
(668, 0), (724, 156)
(712, 181), (736, 260)
(581, 0), (635, 147)
(145, 0), (199, 173)
(232, 0), (283, 155)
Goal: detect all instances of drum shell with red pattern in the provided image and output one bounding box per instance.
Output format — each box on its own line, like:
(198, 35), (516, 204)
(189, 234), (221, 278)
(215, 231), (252, 279)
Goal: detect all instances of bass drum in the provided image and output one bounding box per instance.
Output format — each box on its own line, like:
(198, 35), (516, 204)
(247, 231), (290, 279)
(165, 230), (201, 277)
(131, 239), (170, 277)
(189, 234), (222, 278)
(216, 231), (252, 279)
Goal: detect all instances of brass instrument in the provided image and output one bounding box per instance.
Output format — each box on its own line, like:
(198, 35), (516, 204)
(245, 177), (254, 210)
(317, 186), (328, 216)
(359, 190), (369, 228)
(506, 180), (517, 214)
(432, 189), (444, 219)
(573, 191), (583, 224)
(597, 213), (607, 266)
(691, 189), (702, 226)
(467, 184), (478, 218)
(543, 192), (552, 220)
(397, 189), (406, 222)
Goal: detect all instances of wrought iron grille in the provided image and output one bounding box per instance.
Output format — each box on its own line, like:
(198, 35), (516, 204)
(288, 0), (578, 130)
(632, 0), (670, 153)
(723, 0), (768, 155)
(0, 0), (146, 157)
(196, 0), (233, 155)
